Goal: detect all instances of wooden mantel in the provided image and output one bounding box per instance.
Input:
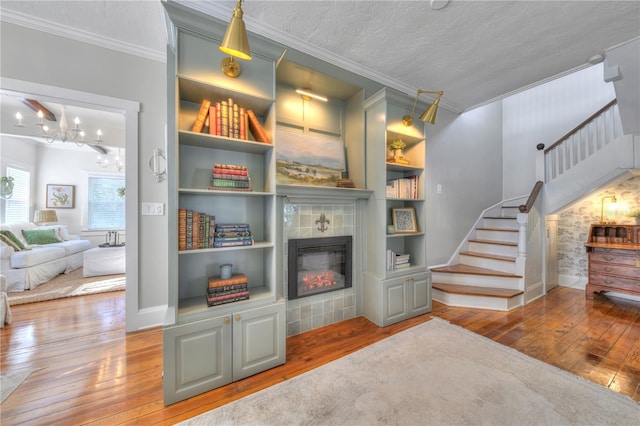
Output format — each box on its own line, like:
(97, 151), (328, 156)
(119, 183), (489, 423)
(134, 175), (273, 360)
(276, 184), (373, 204)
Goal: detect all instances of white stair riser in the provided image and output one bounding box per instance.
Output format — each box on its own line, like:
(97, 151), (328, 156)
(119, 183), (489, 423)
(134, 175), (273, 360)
(459, 254), (516, 274)
(468, 241), (518, 257)
(433, 289), (522, 311)
(431, 272), (520, 289)
(476, 229), (519, 243)
(483, 218), (518, 229)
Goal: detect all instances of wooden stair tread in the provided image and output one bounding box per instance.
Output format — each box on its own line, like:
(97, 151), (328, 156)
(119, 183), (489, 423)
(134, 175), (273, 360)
(459, 251), (516, 262)
(431, 264), (522, 278)
(476, 227), (519, 233)
(432, 283), (523, 298)
(483, 216), (517, 219)
(468, 239), (518, 247)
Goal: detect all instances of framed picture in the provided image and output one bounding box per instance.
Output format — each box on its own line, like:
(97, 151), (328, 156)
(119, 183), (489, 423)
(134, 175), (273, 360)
(46, 184), (75, 208)
(391, 207), (418, 233)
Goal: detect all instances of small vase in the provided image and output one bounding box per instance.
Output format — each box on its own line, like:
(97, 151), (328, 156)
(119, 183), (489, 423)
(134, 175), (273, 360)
(393, 149), (403, 160)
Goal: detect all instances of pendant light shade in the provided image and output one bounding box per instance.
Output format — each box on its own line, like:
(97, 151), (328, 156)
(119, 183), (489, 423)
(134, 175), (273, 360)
(402, 90), (444, 126)
(219, 0), (252, 61)
(418, 96), (441, 125)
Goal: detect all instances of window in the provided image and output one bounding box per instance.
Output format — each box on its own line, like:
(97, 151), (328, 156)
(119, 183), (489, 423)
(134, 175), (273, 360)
(88, 175), (125, 230)
(3, 167), (31, 224)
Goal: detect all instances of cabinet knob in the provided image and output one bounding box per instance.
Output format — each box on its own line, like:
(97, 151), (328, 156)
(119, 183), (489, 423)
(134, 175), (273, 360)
(604, 278), (614, 284)
(224, 317), (230, 324)
(235, 315), (241, 322)
(604, 267), (613, 272)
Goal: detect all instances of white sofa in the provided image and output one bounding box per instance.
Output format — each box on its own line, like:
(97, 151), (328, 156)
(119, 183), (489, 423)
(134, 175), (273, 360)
(0, 222), (91, 292)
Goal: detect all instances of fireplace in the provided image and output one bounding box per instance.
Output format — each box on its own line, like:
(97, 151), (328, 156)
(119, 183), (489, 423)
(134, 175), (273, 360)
(288, 236), (352, 300)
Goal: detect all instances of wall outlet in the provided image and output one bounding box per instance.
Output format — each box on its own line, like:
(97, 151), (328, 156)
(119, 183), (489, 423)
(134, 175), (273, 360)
(142, 202), (164, 216)
(436, 184), (443, 194)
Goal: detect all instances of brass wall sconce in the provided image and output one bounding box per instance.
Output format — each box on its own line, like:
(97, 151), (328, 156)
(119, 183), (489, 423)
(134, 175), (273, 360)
(402, 89), (444, 126)
(219, 0), (252, 78)
(600, 195), (617, 224)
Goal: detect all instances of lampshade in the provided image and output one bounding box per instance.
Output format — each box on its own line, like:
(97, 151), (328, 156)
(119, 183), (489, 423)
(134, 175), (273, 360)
(34, 210), (58, 225)
(419, 96), (441, 125)
(402, 89), (444, 127)
(219, 0), (252, 61)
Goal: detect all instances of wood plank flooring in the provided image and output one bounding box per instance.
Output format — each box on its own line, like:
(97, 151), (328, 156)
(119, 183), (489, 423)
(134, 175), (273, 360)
(1, 286), (639, 425)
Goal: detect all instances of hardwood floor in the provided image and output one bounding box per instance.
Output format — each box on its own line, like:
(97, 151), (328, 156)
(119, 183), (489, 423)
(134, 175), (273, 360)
(1, 286), (639, 425)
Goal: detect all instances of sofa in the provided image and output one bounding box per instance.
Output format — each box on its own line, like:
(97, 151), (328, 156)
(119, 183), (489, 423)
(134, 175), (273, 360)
(0, 222), (92, 292)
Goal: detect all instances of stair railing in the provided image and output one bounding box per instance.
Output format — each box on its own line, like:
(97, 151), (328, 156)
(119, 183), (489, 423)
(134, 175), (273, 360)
(543, 99), (621, 183)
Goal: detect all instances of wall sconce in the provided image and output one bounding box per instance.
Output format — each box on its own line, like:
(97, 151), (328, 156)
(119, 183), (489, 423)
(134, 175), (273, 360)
(295, 88), (328, 102)
(148, 148), (167, 183)
(600, 195), (617, 224)
(402, 89), (444, 126)
(219, 0), (252, 78)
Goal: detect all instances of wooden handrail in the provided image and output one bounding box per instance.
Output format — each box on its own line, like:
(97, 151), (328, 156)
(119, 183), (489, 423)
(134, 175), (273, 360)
(519, 181), (543, 213)
(544, 99), (617, 154)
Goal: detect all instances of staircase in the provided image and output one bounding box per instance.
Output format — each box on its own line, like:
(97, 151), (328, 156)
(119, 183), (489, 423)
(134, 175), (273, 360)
(431, 203), (526, 311)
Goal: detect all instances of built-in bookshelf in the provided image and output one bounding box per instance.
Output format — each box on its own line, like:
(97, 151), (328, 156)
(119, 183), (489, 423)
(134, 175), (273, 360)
(163, 2), (285, 405)
(362, 88), (432, 327)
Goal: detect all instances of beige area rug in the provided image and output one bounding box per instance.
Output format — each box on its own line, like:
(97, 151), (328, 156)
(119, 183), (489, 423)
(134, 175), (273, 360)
(181, 318), (639, 426)
(1, 368), (38, 403)
(7, 268), (125, 306)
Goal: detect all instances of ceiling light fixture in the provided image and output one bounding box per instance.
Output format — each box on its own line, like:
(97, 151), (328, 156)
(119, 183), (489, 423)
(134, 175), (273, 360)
(402, 89), (444, 126)
(14, 101), (107, 154)
(219, 0), (252, 78)
(295, 88), (328, 102)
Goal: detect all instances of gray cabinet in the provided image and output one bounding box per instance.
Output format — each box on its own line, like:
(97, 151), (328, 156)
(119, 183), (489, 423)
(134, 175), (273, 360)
(163, 301), (285, 406)
(162, 2), (285, 405)
(364, 271), (431, 327)
(362, 88), (432, 327)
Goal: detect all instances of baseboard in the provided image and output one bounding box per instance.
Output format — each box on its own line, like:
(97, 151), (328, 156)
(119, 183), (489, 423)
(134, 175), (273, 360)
(128, 304), (167, 332)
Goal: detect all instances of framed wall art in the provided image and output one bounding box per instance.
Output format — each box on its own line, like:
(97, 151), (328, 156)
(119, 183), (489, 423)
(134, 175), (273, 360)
(46, 184), (75, 208)
(391, 207), (418, 233)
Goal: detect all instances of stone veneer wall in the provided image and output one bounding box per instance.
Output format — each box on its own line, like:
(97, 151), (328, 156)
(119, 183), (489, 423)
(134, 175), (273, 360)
(557, 176), (640, 287)
(283, 202), (356, 337)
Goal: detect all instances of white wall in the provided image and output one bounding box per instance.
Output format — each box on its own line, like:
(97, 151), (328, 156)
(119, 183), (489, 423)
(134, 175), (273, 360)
(0, 136), (38, 221)
(1, 21), (167, 330)
(425, 101), (503, 266)
(502, 65), (616, 199)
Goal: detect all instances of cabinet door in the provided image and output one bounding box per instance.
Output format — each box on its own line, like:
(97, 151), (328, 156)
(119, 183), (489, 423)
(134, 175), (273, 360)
(408, 272), (431, 316)
(163, 315), (232, 405)
(383, 278), (408, 325)
(233, 301), (286, 381)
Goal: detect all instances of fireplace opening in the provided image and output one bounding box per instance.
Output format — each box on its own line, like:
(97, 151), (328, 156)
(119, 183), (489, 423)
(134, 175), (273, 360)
(288, 236), (352, 300)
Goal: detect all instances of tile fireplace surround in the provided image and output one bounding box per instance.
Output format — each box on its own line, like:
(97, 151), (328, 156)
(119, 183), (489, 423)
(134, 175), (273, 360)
(283, 202), (357, 337)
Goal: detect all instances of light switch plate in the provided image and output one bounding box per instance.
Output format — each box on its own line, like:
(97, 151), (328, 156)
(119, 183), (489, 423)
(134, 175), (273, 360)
(142, 202), (164, 216)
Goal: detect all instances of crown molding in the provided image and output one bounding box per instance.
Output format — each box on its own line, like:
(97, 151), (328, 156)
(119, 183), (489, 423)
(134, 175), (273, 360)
(1, 9), (166, 64)
(175, 0), (463, 114)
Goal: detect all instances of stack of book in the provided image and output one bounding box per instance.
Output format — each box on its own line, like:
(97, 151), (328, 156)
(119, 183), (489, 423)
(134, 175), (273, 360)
(386, 176), (419, 199)
(191, 98), (270, 144)
(178, 209), (215, 251)
(209, 163), (251, 191)
(206, 273), (250, 306)
(386, 249), (411, 271)
(213, 223), (253, 248)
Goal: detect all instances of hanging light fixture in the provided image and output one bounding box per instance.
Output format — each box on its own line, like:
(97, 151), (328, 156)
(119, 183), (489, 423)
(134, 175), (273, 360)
(97, 148), (124, 172)
(219, 0), (252, 78)
(402, 89), (444, 126)
(14, 101), (107, 153)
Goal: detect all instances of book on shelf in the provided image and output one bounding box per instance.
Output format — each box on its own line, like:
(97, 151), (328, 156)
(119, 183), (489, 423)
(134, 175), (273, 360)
(386, 176), (419, 199)
(214, 163), (247, 171)
(246, 109), (270, 144)
(212, 173), (250, 181)
(210, 179), (251, 189)
(212, 239), (254, 248)
(207, 283), (249, 294)
(206, 292), (250, 307)
(386, 249), (411, 271)
(208, 273), (248, 288)
(214, 230), (251, 238)
(212, 167), (248, 176)
(191, 99), (211, 133)
(215, 223), (251, 231)
(178, 209), (215, 251)
(214, 235), (253, 243)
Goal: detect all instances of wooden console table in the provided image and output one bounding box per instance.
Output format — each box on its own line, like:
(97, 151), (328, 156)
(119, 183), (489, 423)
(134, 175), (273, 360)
(585, 224), (640, 299)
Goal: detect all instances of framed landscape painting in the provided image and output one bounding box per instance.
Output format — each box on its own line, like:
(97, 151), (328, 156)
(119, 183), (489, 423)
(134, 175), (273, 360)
(391, 207), (418, 233)
(46, 184), (75, 208)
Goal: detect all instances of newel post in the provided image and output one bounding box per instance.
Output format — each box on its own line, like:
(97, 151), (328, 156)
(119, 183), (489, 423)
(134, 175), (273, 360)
(517, 212), (528, 257)
(535, 143), (545, 182)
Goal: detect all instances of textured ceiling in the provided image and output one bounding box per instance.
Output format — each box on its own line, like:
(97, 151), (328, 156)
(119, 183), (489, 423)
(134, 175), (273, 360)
(1, 0), (639, 113)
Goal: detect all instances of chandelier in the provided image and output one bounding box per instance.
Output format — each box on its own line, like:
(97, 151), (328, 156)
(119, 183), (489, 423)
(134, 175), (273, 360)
(14, 102), (106, 151)
(97, 148), (124, 172)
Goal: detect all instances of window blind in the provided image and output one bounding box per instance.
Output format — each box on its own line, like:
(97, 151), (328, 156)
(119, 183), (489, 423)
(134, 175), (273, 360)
(88, 175), (125, 229)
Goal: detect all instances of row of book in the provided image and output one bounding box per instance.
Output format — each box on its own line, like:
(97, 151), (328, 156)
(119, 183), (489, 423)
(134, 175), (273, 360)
(208, 163), (252, 191)
(386, 175), (419, 199)
(178, 209), (215, 251)
(191, 98), (270, 144)
(207, 273), (250, 306)
(213, 223), (254, 247)
(386, 249), (411, 271)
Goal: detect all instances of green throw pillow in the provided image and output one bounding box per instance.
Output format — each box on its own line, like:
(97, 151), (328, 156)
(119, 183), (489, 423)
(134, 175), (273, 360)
(22, 229), (61, 245)
(0, 230), (29, 250)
